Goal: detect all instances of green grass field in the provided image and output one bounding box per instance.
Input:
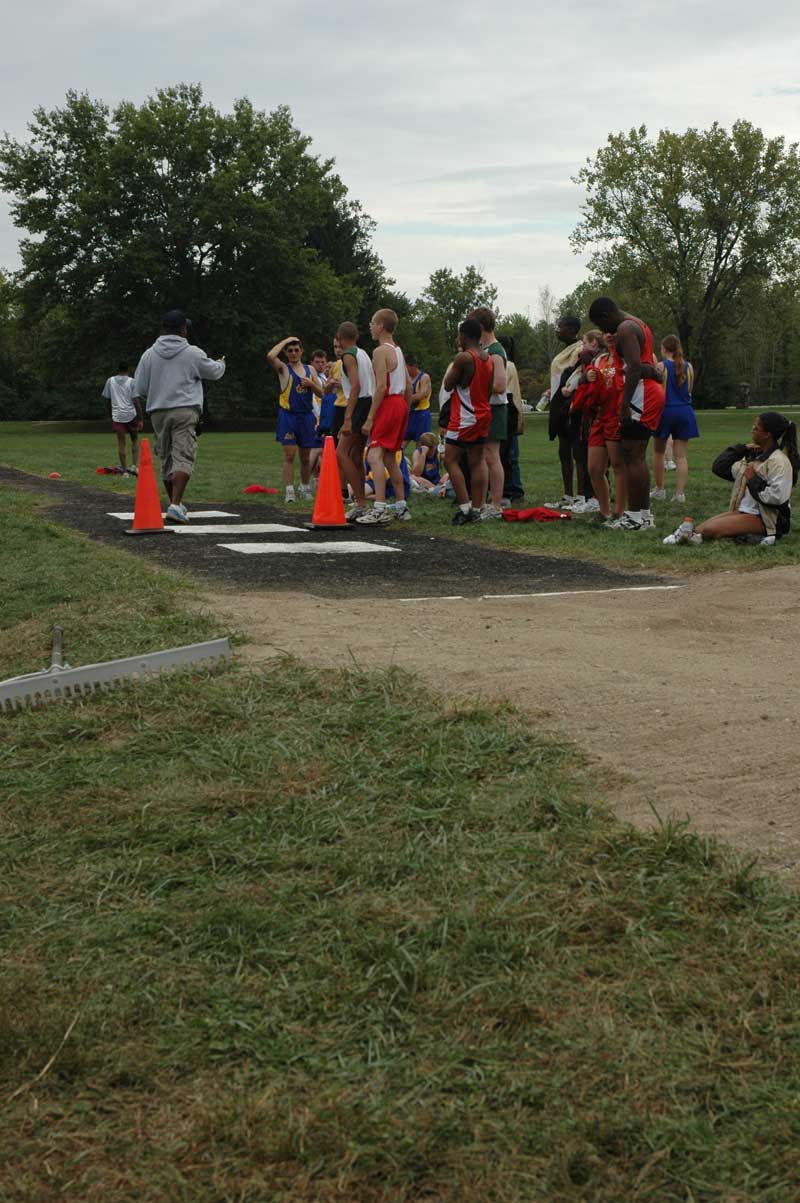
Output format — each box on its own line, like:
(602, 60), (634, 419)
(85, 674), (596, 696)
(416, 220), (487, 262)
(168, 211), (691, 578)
(3, 489), (800, 1200)
(4, 410), (800, 575)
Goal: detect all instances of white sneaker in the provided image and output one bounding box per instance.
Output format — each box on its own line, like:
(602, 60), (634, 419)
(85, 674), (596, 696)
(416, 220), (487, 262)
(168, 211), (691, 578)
(582, 498), (600, 513)
(546, 495), (576, 509)
(355, 506), (393, 525)
(617, 514), (644, 531)
(650, 487), (666, 500)
(165, 503), (189, 524)
(759, 535), (776, 547)
(285, 487), (296, 503)
(663, 520), (694, 545)
(479, 505), (503, 521)
(345, 504), (368, 523)
(604, 516), (623, 529)
(665, 460), (677, 471)
(297, 484), (312, 500)
(671, 493), (686, 503)
(641, 513), (657, 530)
(393, 505), (412, 521)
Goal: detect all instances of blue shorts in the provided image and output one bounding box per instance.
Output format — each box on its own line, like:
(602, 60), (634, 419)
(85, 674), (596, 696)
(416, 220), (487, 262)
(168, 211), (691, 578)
(404, 408), (432, 443)
(655, 406), (699, 442)
(277, 410), (317, 449)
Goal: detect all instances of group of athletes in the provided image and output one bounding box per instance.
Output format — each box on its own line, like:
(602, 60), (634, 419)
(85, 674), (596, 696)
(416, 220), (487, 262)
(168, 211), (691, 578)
(264, 296), (689, 531)
(107, 298), (799, 544)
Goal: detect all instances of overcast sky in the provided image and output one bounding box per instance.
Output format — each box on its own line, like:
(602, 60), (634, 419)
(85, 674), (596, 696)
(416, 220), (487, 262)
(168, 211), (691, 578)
(2, 0), (799, 317)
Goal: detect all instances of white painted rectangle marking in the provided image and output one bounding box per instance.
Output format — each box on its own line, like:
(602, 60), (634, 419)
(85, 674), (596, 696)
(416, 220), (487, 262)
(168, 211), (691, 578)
(169, 524), (303, 535)
(218, 541), (399, 555)
(108, 510), (240, 520)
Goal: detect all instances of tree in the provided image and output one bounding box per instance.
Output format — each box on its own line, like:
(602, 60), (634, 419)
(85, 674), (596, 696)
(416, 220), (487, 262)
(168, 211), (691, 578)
(416, 265), (498, 350)
(0, 86), (391, 418)
(571, 121), (800, 391)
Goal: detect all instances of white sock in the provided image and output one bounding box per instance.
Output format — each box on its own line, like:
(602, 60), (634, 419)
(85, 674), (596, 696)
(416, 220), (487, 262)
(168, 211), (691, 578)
(396, 499), (407, 511)
(642, 508), (652, 521)
(374, 500), (386, 511)
(459, 502), (471, 514)
(626, 509), (642, 522)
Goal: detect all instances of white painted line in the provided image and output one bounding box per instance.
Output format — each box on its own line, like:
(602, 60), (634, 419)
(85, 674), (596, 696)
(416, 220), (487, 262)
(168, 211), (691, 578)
(218, 541), (400, 555)
(107, 510), (240, 520)
(395, 584), (684, 603)
(168, 523), (303, 535)
(483, 585), (684, 600)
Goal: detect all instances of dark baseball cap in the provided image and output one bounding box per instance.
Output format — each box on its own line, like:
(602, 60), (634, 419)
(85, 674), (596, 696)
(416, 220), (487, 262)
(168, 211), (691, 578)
(162, 309), (189, 332)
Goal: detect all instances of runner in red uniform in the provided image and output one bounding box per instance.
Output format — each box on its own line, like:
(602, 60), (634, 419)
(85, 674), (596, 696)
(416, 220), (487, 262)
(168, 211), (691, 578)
(584, 334), (627, 523)
(588, 297), (665, 530)
(442, 318), (501, 526)
(358, 308), (411, 525)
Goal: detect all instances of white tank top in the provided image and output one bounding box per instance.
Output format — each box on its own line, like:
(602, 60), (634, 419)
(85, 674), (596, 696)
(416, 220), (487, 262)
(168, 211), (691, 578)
(355, 347), (376, 396)
(386, 344), (406, 396)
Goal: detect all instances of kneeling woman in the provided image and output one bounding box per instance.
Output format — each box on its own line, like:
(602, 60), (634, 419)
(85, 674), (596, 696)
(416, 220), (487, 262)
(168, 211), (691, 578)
(664, 412), (798, 546)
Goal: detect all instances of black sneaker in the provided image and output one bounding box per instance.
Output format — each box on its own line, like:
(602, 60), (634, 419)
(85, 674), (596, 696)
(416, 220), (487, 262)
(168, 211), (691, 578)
(452, 509), (472, 526)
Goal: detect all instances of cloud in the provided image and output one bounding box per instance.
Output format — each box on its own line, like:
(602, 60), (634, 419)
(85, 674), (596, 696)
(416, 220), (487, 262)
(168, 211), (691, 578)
(1, 0), (800, 312)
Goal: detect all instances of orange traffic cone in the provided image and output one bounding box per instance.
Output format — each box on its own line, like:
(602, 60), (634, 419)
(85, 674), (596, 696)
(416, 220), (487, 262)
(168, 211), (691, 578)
(124, 439), (165, 535)
(306, 436), (351, 530)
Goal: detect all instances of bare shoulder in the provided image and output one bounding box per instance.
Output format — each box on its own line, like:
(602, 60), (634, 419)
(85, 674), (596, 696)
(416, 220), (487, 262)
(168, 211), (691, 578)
(618, 318), (644, 344)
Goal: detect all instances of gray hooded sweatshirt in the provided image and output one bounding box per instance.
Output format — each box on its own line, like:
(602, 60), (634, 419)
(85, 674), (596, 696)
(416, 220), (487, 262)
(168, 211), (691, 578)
(133, 336), (225, 413)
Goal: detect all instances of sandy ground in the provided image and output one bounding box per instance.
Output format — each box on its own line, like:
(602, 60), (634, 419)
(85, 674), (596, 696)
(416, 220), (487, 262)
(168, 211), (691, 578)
(206, 568), (800, 883)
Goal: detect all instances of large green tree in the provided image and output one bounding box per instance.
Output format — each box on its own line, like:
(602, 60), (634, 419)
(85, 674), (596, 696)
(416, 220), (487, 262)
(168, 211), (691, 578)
(0, 85), (392, 418)
(571, 121), (800, 391)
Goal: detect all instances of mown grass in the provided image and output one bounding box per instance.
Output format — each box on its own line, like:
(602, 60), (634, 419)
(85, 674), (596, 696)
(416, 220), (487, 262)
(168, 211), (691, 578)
(0, 488), (220, 680)
(4, 411), (800, 575)
(2, 483), (800, 1200)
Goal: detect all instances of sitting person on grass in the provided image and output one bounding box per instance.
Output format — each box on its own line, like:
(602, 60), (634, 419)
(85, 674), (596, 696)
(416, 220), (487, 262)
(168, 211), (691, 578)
(663, 412), (798, 547)
(411, 432), (450, 495)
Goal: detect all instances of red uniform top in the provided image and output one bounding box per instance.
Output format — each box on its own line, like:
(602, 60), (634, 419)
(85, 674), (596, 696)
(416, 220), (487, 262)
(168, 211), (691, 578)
(611, 316), (665, 431)
(446, 349), (493, 442)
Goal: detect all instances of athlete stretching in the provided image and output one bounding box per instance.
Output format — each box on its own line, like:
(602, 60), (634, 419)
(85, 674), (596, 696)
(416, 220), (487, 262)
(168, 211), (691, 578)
(267, 336), (324, 503)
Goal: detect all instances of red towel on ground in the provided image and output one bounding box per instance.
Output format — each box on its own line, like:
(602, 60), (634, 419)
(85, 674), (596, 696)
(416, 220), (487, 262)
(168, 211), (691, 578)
(502, 507), (571, 522)
(243, 485), (279, 494)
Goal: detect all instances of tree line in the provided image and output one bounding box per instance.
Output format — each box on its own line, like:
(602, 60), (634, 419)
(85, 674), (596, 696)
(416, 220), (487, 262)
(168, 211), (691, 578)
(1, 87), (799, 421)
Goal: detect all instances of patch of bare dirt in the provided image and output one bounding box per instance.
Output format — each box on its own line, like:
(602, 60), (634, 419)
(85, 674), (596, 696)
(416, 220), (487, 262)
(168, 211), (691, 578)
(205, 567), (800, 883)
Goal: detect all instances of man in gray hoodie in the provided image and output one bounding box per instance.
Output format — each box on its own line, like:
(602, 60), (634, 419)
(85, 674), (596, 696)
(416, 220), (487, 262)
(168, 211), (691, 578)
(133, 310), (226, 523)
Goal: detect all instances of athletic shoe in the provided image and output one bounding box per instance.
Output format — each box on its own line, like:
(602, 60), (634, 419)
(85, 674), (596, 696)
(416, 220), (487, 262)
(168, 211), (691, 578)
(165, 503), (189, 524)
(345, 505), (368, 523)
(641, 514), (657, 530)
(617, 514), (644, 531)
(297, 484), (312, 500)
(604, 517), (624, 529)
(663, 520), (695, 545)
(545, 495), (576, 509)
(759, 535), (776, 547)
(650, 487), (666, 500)
(356, 507), (393, 525)
(393, 506), (412, 521)
(582, 498), (600, 513)
(452, 508), (480, 526)
(479, 505), (504, 521)
(671, 493), (686, 503)
(285, 487), (296, 503)
(409, 477), (426, 493)
(121, 471), (130, 478)
(665, 460), (677, 471)
(128, 466), (138, 476)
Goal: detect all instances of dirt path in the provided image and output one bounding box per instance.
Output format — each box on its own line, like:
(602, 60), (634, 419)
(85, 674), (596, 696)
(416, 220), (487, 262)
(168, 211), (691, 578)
(206, 569), (800, 883)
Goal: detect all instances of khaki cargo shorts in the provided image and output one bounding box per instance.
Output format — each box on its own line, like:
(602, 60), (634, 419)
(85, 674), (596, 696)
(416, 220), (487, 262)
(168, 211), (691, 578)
(150, 407), (200, 479)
